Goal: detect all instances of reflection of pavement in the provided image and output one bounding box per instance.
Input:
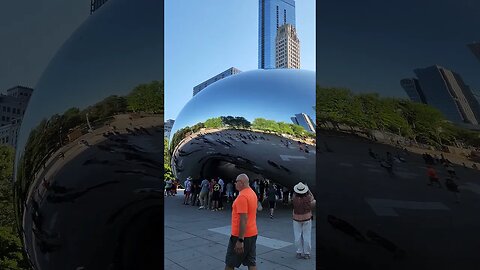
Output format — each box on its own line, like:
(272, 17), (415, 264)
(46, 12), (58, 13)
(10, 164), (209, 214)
(28, 114), (163, 204)
(317, 132), (480, 270)
(172, 129), (316, 189)
(164, 191), (315, 270)
(23, 116), (163, 269)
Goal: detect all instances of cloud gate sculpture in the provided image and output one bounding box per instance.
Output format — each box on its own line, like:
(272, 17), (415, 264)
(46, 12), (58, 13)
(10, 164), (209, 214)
(169, 69), (316, 190)
(14, 0), (163, 269)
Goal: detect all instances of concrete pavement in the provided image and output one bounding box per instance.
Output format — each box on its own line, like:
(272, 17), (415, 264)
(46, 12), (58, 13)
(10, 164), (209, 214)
(164, 191), (316, 270)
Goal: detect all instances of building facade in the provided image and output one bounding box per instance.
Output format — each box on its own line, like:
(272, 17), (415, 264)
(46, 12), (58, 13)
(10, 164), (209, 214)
(0, 86), (33, 147)
(164, 119), (175, 139)
(275, 24), (300, 69)
(259, 0), (296, 69)
(193, 67), (241, 96)
(414, 65), (479, 125)
(400, 78), (426, 104)
(468, 42), (480, 63)
(91, 0), (109, 14)
(291, 113), (315, 133)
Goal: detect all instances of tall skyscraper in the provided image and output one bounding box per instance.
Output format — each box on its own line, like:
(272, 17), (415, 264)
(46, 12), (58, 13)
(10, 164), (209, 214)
(91, 0), (109, 14)
(259, 0), (296, 69)
(275, 24), (300, 69)
(193, 67), (241, 96)
(291, 113), (315, 133)
(164, 119), (175, 139)
(414, 65), (479, 125)
(468, 42), (480, 62)
(400, 78), (426, 104)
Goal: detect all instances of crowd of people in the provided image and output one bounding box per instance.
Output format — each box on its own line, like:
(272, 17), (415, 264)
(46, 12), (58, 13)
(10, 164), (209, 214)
(175, 177), (298, 214)
(165, 174), (316, 266)
(164, 178), (179, 196)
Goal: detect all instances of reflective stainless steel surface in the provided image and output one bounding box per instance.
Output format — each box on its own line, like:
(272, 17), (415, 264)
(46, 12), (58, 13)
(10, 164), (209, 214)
(169, 69), (316, 189)
(14, 0), (163, 269)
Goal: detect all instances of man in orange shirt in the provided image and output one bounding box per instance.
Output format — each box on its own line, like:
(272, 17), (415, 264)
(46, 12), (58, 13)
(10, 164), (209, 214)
(427, 165), (442, 188)
(225, 173), (258, 270)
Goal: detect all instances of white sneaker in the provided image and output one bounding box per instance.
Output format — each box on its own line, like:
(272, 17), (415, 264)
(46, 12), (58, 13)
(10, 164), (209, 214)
(198, 206), (204, 209)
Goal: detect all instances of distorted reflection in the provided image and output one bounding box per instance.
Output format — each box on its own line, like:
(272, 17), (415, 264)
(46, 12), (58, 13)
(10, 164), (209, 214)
(317, 86), (480, 269)
(14, 0), (163, 269)
(169, 69), (316, 191)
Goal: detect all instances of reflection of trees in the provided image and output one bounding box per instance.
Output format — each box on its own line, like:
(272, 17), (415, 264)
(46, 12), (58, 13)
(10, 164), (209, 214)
(15, 81), (163, 223)
(204, 116), (250, 129)
(251, 118), (312, 138)
(127, 81), (163, 114)
(169, 115), (314, 157)
(316, 85), (480, 148)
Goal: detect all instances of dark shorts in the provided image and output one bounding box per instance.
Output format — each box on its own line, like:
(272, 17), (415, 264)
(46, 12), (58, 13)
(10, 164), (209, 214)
(225, 235), (257, 268)
(212, 191), (220, 201)
(269, 200), (276, 209)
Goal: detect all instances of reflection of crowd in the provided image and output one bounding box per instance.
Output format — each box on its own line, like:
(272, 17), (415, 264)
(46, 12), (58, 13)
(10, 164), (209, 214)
(367, 146), (469, 203)
(425, 156), (462, 203)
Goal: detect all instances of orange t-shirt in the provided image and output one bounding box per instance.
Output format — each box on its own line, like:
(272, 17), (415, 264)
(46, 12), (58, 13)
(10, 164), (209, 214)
(231, 187), (258, 237)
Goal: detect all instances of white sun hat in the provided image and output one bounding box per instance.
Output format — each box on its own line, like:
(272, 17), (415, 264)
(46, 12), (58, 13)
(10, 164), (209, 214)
(293, 182), (309, 194)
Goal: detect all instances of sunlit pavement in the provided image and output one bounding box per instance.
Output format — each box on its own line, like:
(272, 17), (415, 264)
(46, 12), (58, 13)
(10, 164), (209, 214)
(164, 190), (316, 270)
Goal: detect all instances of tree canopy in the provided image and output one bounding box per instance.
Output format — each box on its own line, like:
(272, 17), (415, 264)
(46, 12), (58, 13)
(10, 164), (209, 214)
(0, 145), (29, 269)
(127, 81), (164, 113)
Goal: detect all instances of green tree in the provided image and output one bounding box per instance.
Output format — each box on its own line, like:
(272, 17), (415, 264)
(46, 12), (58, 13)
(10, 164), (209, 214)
(204, 117), (223, 129)
(316, 86), (357, 129)
(86, 95), (128, 121)
(164, 138), (174, 181)
(252, 118), (278, 132)
(127, 81), (164, 113)
(0, 145), (29, 269)
(0, 146), (15, 227)
(0, 227), (29, 270)
(277, 122), (294, 135)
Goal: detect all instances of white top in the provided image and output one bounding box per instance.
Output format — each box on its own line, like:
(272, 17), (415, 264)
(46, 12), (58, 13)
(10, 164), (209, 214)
(218, 178), (224, 192)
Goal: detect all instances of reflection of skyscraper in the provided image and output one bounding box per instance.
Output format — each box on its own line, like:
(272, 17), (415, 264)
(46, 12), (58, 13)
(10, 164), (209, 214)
(259, 0), (296, 69)
(275, 24), (300, 69)
(193, 67), (242, 96)
(91, 0), (109, 14)
(164, 119), (175, 138)
(291, 113), (315, 133)
(400, 78), (426, 104)
(414, 65), (479, 125)
(468, 42), (480, 62)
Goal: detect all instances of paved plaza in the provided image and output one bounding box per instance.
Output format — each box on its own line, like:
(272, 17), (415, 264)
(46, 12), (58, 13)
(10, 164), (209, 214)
(164, 192), (316, 270)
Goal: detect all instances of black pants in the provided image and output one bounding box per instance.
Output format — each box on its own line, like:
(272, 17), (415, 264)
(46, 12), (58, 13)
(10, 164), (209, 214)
(225, 235), (257, 268)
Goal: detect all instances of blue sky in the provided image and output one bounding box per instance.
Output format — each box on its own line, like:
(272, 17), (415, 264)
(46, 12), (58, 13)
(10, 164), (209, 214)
(165, 0), (316, 120)
(316, 0), (480, 98)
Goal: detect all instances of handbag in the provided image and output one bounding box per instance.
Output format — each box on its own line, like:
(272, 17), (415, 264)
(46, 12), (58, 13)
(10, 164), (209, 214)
(257, 201), (263, 211)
